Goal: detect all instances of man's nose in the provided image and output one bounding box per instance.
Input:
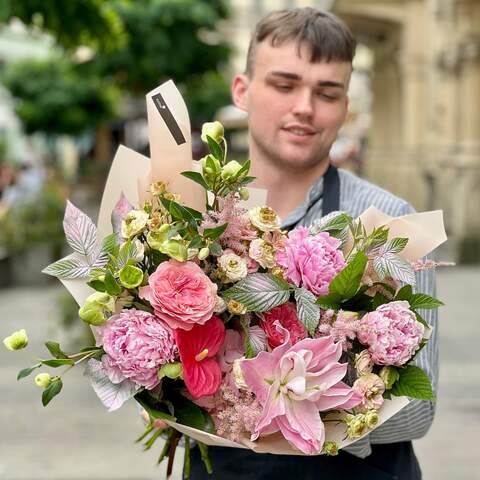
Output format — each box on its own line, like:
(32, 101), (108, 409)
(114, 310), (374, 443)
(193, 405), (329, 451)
(291, 89), (314, 119)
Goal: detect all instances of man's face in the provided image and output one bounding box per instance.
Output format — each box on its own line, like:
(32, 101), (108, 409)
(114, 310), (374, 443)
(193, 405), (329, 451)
(232, 39), (351, 171)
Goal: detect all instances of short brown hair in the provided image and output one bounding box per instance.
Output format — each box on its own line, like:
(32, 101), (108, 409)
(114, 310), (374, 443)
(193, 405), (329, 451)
(245, 8), (356, 75)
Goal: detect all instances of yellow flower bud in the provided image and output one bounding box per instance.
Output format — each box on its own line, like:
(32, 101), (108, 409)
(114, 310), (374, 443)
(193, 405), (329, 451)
(364, 410), (380, 429)
(35, 372), (52, 388)
(239, 188), (250, 201)
(227, 299), (247, 315)
(3, 329), (28, 351)
(322, 441), (339, 456)
(198, 247), (210, 261)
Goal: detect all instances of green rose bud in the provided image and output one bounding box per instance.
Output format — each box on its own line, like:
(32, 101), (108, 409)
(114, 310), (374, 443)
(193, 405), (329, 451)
(78, 303), (106, 326)
(239, 188), (250, 201)
(379, 366), (400, 390)
(35, 372), (52, 388)
(158, 362), (183, 380)
(220, 160), (243, 182)
(198, 247), (210, 261)
(364, 410), (380, 429)
(3, 329), (28, 351)
(119, 265), (144, 289)
(322, 441), (339, 456)
(201, 121), (224, 144)
(121, 210), (149, 239)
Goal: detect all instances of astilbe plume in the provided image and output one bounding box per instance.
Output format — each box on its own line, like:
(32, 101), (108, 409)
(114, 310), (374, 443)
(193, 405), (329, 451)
(201, 193), (257, 256)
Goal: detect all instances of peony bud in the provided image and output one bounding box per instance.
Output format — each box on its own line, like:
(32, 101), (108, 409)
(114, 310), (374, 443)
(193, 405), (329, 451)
(3, 329), (28, 351)
(379, 366), (400, 390)
(35, 372), (52, 388)
(201, 121), (224, 144)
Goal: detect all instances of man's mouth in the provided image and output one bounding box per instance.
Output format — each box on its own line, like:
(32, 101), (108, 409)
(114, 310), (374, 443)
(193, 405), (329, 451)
(282, 125), (316, 137)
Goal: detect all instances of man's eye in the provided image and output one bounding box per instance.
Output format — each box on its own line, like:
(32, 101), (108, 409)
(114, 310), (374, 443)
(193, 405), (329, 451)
(274, 84), (293, 92)
(317, 92), (338, 101)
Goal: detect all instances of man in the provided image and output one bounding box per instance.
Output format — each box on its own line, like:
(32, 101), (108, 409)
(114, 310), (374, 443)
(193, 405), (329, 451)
(190, 8), (437, 479)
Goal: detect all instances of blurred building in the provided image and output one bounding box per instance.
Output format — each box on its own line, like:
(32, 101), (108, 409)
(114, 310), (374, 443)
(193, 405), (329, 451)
(224, 0), (480, 260)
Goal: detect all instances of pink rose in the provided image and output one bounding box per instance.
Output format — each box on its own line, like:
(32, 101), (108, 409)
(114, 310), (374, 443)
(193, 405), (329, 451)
(353, 373), (385, 412)
(100, 309), (177, 389)
(357, 301), (424, 366)
(140, 260), (217, 331)
(276, 227), (345, 296)
(260, 302), (307, 348)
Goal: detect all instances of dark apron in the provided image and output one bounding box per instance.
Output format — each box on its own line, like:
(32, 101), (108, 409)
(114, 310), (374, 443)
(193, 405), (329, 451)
(189, 165), (422, 479)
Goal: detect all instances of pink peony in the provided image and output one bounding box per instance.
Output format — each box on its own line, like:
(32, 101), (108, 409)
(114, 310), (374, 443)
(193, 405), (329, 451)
(353, 373), (385, 412)
(276, 227), (345, 296)
(100, 309), (177, 389)
(139, 260), (217, 331)
(357, 301), (424, 366)
(260, 303), (307, 348)
(241, 326), (361, 454)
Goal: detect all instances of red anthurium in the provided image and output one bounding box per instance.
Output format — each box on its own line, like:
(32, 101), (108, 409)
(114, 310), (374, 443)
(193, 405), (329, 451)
(174, 316), (226, 398)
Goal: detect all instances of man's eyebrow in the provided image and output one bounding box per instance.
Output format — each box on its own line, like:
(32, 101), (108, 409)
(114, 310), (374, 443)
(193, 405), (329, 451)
(266, 71), (345, 89)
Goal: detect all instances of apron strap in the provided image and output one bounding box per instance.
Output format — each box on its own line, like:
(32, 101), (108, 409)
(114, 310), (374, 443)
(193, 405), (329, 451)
(321, 163), (340, 216)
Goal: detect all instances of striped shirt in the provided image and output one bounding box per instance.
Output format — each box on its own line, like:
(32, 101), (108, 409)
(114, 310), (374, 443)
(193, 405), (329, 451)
(282, 169), (438, 459)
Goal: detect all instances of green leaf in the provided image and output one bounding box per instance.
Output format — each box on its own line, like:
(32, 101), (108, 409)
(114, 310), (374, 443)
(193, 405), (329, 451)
(206, 135), (224, 161)
(224, 273), (291, 312)
(174, 397), (211, 431)
(104, 271), (122, 295)
(17, 364), (41, 380)
(87, 279), (106, 292)
(45, 341), (68, 359)
(372, 292), (389, 309)
(373, 253), (416, 285)
(315, 292), (342, 310)
(42, 257), (91, 279)
(40, 358), (75, 367)
(384, 237), (409, 255)
(209, 242), (223, 256)
(238, 176), (255, 187)
(188, 235), (204, 249)
(42, 377), (63, 406)
(236, 159), (250, 179)
(415, 312), (429, 329)
(203, 223), (228, 240)
(409, 293), (444, 310)
(100, 233), (119, 256)
(329, 251), (368, 299)
(161, 198), (202, 222)
(181, 171), (209, 190)
(135, 396), (176, 423)
(366, 226), (389, 252)
(294, 287), (320, 336)
(391, 365), (435, 400)
(310, 212), (350, 235)
(395, 285), (413, 301)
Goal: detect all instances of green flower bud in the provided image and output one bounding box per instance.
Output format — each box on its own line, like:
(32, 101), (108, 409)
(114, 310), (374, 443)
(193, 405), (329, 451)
(79, 303), (106, 326)
(3, 329), (28, 351)
(379, 366), (400, 390)
(201, 121), (224, 144)
(163, 240), (187, 262)
(86, 292), (116, 312)
(35, 372), (52, 388)
(364, 410), (380, 429)
(158, 362), (183, 380)
(346, 413), (367, 439)
(119, 265), (144, 289)
(200, 154), (221, 185)
(146, 228), (170, 251)
(220, 161), (243, 182)
(322, 441), (339, 456)
(239, 188), (250, 201)
(198, 247), (210, 261)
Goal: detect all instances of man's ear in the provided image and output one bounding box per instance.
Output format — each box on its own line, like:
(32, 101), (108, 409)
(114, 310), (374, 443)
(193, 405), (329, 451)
(231, 74), (249, 112)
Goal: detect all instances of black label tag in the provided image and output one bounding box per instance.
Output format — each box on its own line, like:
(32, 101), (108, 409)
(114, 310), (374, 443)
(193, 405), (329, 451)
(151, 93), (186, 146)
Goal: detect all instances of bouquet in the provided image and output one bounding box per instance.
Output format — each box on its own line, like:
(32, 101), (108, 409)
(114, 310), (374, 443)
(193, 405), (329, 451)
(6, 81), (447, 478)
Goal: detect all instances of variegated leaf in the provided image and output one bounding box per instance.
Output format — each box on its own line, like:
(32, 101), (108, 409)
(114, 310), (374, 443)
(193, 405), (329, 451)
(294, 287), (321, 336)
(117, 240), (141, 270)
(246, 325), (267, 356)
(111, 193), (134, 237)
(85, 358), (140, 412)
(63, 200), (98, 258)
(310, 212), (350, 235)
(224, 273), (291, 312)
(42, 256), (91, 279)
(93, 233), (119, 268)
(373, 253), (416, 285)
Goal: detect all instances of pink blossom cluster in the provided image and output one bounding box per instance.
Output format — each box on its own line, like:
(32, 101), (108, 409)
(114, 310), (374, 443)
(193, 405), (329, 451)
(357, 301), (424, 366)
(317, 310), (359, 351)
(276, 227), (345, 296)
(100, 309), (177, 389)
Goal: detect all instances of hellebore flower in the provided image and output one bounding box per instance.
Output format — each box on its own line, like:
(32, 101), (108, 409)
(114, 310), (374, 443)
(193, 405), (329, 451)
(174, 316), (226, 398)
(241, 326), (361, 454)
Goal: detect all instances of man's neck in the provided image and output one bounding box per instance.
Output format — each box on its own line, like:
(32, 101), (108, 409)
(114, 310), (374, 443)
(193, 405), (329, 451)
(249, 146), (330, 221)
